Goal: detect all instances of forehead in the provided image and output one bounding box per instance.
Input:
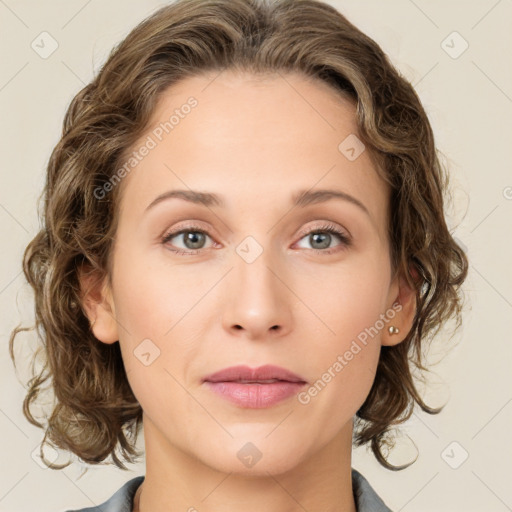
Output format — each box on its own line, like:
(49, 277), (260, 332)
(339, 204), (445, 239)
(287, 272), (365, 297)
(117, 70), (389, 238)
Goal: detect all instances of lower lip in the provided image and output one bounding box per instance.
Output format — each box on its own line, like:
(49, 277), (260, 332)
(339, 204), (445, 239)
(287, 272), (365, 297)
(204, 381), (306, 408)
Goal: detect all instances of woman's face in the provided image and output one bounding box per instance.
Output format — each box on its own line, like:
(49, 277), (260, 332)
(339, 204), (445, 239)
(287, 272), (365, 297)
(85, 70), (413, 476)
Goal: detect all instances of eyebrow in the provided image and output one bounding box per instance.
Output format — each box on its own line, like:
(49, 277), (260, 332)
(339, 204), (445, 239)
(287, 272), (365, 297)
(144, 188), (370, 216)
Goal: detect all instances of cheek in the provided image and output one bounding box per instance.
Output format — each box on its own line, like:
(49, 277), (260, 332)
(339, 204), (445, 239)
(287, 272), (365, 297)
(296, 256), (390, 345)
(111, 249), (210, 405)
(296, 319), (381, 441)
(294, 258), (388, 408)
(112, 246), (196, 336)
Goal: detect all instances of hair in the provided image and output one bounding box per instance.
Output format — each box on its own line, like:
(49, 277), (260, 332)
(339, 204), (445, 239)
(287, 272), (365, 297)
(9, 0), (468, 472)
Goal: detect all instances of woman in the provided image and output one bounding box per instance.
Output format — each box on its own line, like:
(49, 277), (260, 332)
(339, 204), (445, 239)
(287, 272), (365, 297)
(9, 0), (468, 511)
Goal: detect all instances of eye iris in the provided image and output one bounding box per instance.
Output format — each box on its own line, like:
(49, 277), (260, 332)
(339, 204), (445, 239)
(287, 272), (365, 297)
(184, 231), (205, 249)
(310, 232), (331, 249)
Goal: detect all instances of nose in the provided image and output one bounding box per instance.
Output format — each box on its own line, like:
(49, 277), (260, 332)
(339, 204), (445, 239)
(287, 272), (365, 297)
(221, 245), (293, 340)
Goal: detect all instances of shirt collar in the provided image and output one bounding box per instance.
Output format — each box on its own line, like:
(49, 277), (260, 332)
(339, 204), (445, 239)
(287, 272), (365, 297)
(79, 468), (392, 512)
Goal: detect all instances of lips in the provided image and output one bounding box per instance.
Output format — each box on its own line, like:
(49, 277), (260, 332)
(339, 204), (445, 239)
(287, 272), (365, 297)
(202, 364), (306, 384)
(202, 364), (307, 408)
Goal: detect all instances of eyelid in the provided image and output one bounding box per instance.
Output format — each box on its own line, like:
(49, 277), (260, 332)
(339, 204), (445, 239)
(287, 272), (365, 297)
(296, 220), (350, 240)
(161, 222), (214, 243)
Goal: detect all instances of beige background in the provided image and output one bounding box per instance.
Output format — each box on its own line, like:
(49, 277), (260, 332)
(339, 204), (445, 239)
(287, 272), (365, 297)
(1, 0), (511, 511)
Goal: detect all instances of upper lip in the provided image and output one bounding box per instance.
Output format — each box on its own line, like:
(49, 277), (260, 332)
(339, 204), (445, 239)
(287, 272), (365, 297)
(203, 364), (306, 383)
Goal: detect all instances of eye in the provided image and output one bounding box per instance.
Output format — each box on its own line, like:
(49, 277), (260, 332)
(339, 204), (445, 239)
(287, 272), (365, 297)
(162, 224), (215, 255)
(295, 222), (351, 255)
(162, 222), (351, 256)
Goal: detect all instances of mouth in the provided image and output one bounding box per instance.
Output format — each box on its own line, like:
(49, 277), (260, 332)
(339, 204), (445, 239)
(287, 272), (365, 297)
(230, 379), (297, 384)
(202, 364), (307, 384)
(202, 365), (307, 408)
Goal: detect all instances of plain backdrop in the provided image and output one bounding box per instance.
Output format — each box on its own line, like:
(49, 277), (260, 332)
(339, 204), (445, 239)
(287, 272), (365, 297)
(1, 1), (511, 511)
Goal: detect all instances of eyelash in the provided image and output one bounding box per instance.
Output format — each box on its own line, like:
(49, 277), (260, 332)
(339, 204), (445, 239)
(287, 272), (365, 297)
(162, 222), (351, 256)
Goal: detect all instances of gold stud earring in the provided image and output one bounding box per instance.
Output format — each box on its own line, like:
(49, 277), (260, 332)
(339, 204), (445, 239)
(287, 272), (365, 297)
(388, 326), (400, 335)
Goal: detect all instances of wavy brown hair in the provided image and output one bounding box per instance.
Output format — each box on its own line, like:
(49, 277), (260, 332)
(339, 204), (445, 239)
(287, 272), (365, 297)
(9, 0), (468, 471)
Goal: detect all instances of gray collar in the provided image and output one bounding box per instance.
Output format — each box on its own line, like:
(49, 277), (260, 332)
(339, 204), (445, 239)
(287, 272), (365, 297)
(66, 468), (393, 511)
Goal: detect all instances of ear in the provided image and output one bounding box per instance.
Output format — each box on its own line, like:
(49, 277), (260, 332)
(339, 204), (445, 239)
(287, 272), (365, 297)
(382, 264), (419, 347)
(78, 264), (119, 344)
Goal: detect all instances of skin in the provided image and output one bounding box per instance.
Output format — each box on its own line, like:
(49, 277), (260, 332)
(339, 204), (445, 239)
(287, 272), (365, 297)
(80, 69), (416, 512)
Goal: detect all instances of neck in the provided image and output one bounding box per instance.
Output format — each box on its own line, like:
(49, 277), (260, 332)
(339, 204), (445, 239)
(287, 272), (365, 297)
(134, 415), (357, 512)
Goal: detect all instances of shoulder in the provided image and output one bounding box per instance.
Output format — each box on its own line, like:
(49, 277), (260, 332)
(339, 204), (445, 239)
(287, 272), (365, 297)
(351, 468), (394, 512)
(63, 475), (145, 512)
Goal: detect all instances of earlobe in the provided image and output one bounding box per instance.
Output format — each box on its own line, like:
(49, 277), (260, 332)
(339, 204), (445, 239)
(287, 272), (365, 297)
(382, 266), (418, 347)
(78, 265), (119, 344)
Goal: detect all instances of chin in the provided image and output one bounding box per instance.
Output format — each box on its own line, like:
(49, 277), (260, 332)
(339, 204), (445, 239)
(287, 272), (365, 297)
(195, 433), (309, 477)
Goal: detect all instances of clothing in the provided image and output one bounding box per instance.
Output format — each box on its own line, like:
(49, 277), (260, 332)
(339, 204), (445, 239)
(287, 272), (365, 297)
(64, 468), (393, 512)
(352, 468), (393, 511)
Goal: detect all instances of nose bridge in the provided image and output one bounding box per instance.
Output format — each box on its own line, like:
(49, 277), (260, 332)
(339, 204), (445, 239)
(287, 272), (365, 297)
(233, 233), (281, 302)
(223, 232), (291, 335)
